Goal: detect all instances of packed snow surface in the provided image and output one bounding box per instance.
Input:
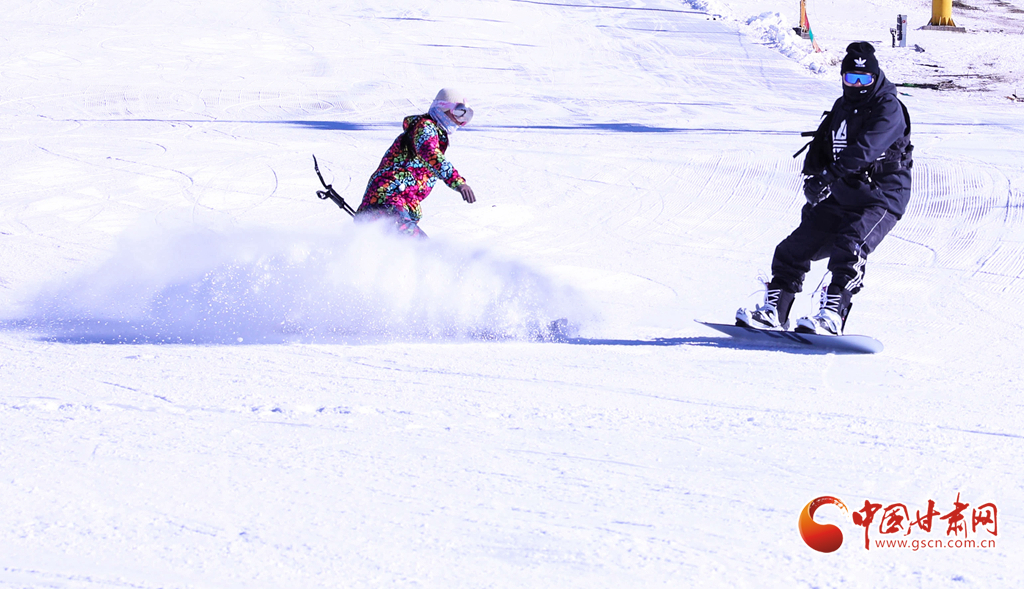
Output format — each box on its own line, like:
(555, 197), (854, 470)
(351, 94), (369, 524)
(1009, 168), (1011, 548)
(2, 0), (1023, 587)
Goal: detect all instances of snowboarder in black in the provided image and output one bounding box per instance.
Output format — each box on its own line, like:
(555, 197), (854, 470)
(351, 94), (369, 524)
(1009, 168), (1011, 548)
(737, 41), (913, 335)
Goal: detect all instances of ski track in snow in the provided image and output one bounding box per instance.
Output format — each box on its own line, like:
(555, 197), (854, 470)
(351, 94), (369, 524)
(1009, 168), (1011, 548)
(2, 0), (1024, 587)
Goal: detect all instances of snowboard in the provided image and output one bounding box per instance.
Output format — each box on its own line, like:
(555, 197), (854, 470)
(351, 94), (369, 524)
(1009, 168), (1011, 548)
(696, 320), (883, 354)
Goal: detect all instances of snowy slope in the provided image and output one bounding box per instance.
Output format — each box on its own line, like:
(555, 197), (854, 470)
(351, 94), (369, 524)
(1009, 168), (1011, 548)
(1, 0), (1023, 587)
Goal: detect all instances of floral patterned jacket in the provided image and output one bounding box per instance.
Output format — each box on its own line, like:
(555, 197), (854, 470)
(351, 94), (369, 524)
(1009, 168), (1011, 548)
(357, 114), (466, 222)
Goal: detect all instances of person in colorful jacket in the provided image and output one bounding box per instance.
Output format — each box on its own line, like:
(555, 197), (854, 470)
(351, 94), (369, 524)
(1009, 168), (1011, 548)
(355, 88), (477, 238)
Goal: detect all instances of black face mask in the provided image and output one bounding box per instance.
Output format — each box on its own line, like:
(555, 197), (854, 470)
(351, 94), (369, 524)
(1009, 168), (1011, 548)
(843, 83), (875, 105)
(843, 70), (882, 105)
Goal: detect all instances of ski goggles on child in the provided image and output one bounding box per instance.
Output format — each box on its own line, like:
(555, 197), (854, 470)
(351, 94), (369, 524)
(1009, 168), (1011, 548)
(434, 100), (474, 125)
(842, 72), (875, 86)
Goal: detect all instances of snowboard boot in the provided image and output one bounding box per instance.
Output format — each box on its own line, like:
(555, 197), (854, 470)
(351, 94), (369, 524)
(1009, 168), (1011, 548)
(736, 281), (796, 330)
(795, 284), (853, 336)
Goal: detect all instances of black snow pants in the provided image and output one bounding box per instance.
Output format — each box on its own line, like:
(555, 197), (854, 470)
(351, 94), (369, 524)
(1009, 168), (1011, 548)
(771, 198), (899, 294)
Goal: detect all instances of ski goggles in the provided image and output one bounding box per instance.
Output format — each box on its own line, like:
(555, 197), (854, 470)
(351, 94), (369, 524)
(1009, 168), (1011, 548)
(435, 100), (474, 125)
(842, 72), (875, 86)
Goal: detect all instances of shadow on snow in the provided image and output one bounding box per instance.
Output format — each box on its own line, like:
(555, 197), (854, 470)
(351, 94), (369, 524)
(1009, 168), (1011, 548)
(560, 336), (839, 355)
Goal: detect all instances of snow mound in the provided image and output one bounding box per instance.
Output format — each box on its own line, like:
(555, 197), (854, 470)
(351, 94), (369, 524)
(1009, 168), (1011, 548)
(739, 11), (839, 73)
(18, 223), (592, 344)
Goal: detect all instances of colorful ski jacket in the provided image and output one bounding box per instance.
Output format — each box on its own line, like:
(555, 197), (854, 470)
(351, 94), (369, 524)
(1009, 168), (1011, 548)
(357, 114), (466, 222)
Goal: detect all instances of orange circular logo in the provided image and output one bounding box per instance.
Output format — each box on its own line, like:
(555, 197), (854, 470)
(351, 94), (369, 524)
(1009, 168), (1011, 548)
(798, 496), (849, 553)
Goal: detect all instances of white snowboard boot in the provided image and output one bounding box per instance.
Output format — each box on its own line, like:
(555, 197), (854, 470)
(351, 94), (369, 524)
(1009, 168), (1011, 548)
(736, 282), (795, 330)
(795, 285), (852, 336)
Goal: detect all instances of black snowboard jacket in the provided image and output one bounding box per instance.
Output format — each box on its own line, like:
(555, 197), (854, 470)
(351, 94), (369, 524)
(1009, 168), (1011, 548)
(803, 72), (913, 218)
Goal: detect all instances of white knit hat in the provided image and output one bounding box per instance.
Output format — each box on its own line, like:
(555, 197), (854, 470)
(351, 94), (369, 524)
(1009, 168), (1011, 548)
(433, 88), (466, 104)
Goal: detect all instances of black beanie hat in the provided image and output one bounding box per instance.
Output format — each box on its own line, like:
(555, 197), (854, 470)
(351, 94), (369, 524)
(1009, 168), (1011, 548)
(841, 41), (879, 76)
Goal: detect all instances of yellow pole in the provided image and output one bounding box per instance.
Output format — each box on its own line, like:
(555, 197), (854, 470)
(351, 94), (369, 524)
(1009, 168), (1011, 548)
(931, 0), (956, 26)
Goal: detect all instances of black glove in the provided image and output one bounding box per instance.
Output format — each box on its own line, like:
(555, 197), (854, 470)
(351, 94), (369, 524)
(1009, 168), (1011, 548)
(803, 168), (836, 206)
(458, 183), (476, 204)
